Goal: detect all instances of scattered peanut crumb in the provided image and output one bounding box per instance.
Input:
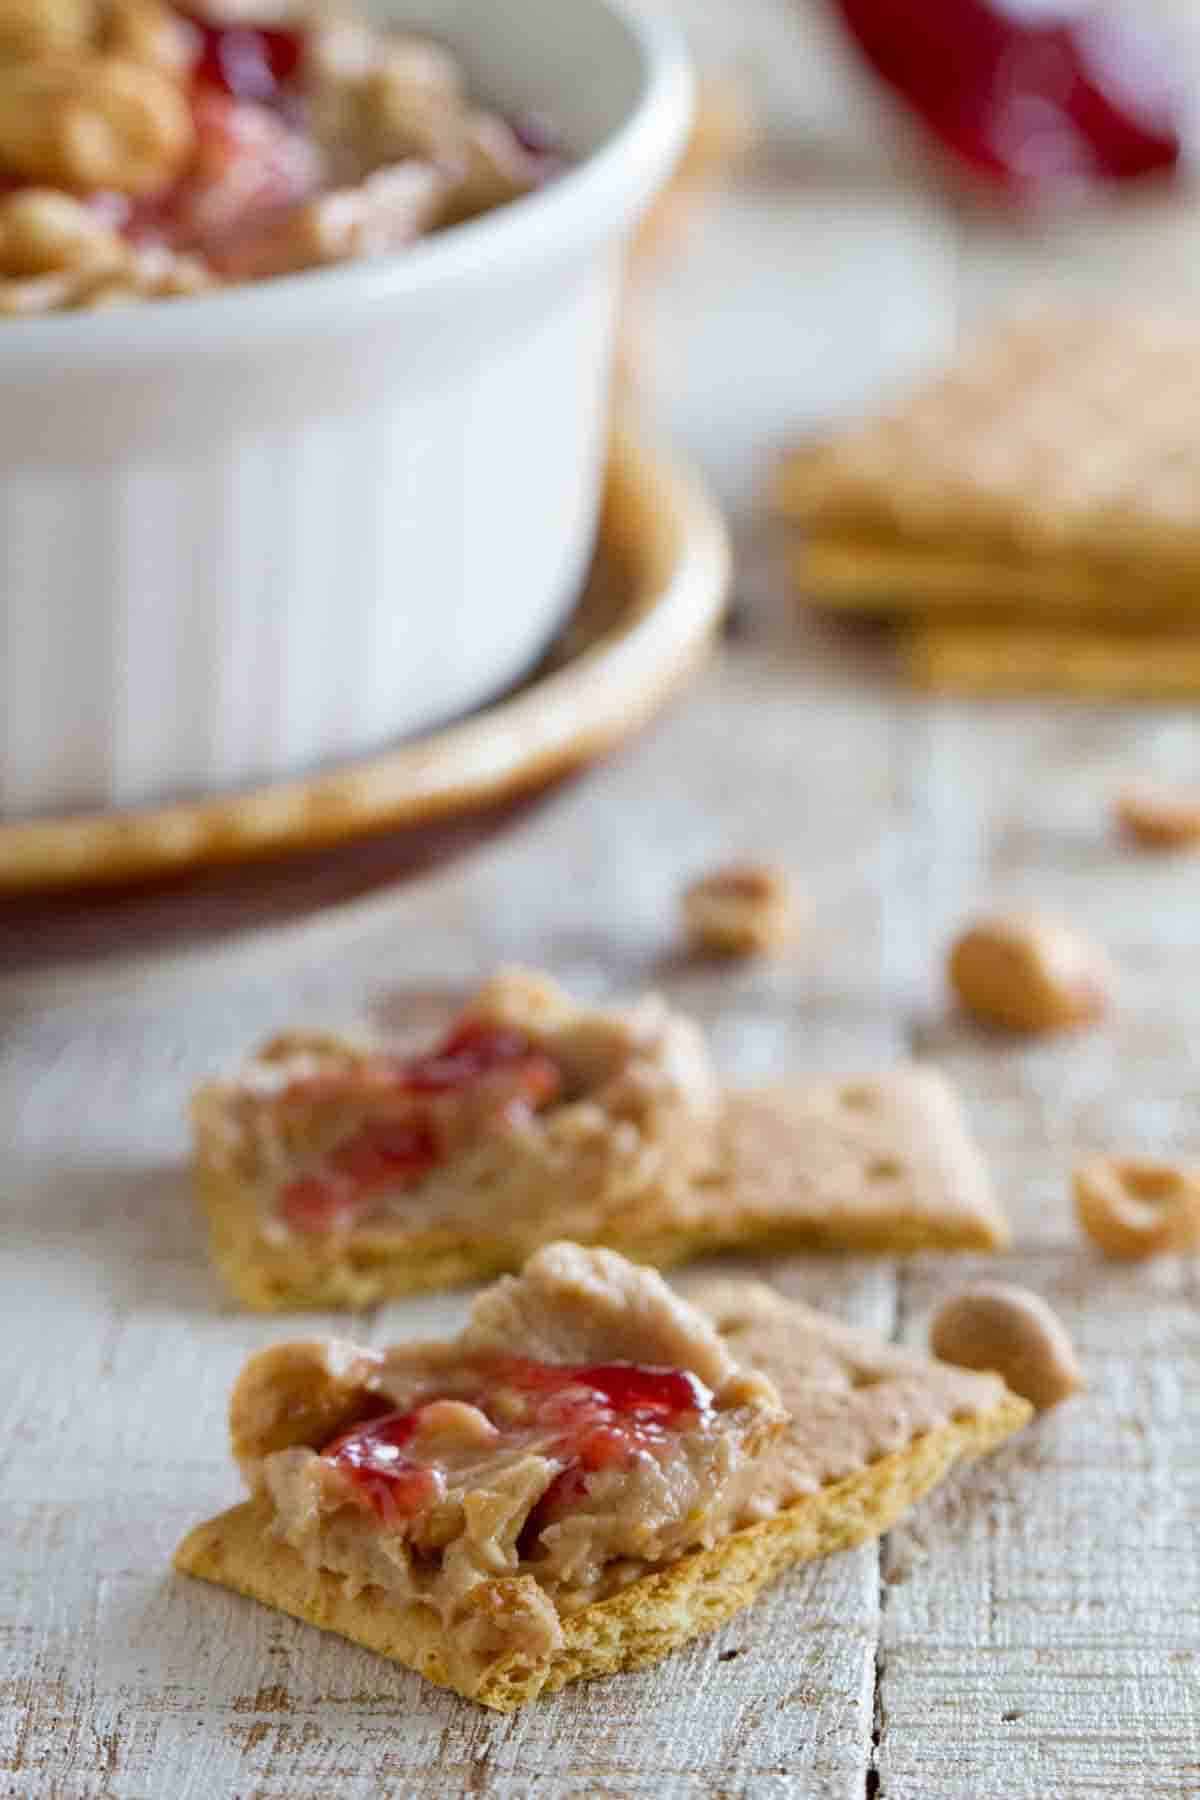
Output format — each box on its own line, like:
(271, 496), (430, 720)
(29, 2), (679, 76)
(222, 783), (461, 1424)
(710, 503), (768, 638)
(1114, 780), (1200, 851)
(947, 912), (1112, 1035)
(1073, 1156), (1200, 1261)
(681, 860), (800, 957)
(930, 1282), (1081, 1412)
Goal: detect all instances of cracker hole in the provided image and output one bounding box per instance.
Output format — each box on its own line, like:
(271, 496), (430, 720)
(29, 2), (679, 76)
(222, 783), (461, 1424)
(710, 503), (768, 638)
(840, 1085), (877, 1112)
(866, 1156), (903, 1181)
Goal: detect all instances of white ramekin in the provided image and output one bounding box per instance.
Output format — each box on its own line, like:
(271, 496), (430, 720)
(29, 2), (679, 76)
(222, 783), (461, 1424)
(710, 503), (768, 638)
(0, 0), (692, 816)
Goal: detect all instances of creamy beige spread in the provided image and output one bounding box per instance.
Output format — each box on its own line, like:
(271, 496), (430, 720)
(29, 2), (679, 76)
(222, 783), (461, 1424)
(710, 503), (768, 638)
(233, 1245), (783, 1694)
(195, 970), (721, 1246)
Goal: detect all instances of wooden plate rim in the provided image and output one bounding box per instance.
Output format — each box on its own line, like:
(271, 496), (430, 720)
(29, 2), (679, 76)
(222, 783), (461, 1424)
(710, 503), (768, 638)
(0, 426), (730, 894)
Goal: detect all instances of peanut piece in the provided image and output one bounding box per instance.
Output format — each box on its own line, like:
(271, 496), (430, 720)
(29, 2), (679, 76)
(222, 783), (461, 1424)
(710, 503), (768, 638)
(0, 0), (96, 65)
(1114, 779), (1200, 851)
(103, 0), (193, 75)
(121, 245), (214, 298)
(682, 860), (800, 956)
(438, 113), (540, 228)
(410, 1399), (499, 1451)
(0, 188), (126, 276)
(948, 912), (1112, 1035)
(0, 268), (81, 313)
(229, 1338), (382, 1480)
(1073, 1156), (1200, 1261)
(214, 163), (446, 280)
(257, 1030), (363, 1067)
(309, 27), (464, 181)
(931, 1282), (1081, 1412)
(75, 273), (140, 307)
(0, 54), (194, 196)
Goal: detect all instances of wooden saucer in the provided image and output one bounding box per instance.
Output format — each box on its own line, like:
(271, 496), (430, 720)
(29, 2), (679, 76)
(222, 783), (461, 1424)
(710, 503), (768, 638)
(0, 426), (728, 900)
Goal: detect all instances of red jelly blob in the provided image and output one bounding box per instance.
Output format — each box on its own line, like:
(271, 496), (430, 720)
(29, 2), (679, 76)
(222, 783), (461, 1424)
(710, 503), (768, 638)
(277, 1173), (359, 1234)
(401, 1020), (562, 1107)
(184, 12), (306, 106)
(276, 1020), (563, 1233)
(833, 0), (1183, 196)
(278, 1119), (438, 1231)
(321, 1360), (713, 1540)
(323, 1409), (445, 1522)
(327, 1118), (440, 1188)
(123, 87), (321, 248)
(509, 1360), (713, 1555)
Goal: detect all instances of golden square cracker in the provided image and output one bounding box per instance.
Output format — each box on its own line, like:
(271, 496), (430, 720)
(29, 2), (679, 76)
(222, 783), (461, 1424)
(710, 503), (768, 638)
(776, 311), (1200, 620)
(174, 1277), (1030, 1710)
(904, 621), (1200, 698)
(697, 1068), (1009, 1255)
(793, 539), (1200, 623)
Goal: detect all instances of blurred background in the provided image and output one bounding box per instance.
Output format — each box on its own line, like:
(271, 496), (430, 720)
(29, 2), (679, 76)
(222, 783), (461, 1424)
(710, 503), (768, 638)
(639, 0), (1200, 505)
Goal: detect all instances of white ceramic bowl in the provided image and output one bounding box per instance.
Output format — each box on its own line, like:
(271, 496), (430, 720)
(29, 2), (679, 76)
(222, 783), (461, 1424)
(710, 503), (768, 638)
(0, 0), (692, 816)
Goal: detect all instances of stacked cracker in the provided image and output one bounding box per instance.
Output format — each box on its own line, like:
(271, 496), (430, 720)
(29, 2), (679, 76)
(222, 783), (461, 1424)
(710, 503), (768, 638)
(775, 311), (1200, 696)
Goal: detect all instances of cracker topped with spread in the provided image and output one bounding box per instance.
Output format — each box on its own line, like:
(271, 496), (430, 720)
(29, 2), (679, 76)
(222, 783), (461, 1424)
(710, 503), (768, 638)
(192, 974), (1008, 1310)
(192, 972), (1007, 1310)
(193, 969), (724, 1311)
(174, 1244), (1030, 1709)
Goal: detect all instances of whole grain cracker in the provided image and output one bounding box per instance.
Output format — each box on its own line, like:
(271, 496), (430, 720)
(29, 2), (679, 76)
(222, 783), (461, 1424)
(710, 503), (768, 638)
(691, 1069), (1009, 1255)
(776, 311), (1200, 580)
(904, 621), (1200, 698)
(175, 1276), (1028, 1710)
(792, 539), (1200, 623)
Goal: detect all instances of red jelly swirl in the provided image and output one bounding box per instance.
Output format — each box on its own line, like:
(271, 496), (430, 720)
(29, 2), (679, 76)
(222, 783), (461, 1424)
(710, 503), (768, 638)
(321, 1359), (712, 1543)
(277, 1021), (562, 1234)
(180, 9), (306, 107)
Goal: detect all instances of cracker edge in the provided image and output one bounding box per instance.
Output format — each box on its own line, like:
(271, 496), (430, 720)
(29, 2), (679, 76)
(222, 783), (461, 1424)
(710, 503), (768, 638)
(903, 622), (1200, 698)
(792, 540), (1200, 622)
(195, 1159), (714, 1314)
(196, 1152), (1007, 1317)
(173, 1389), (1030, 1711)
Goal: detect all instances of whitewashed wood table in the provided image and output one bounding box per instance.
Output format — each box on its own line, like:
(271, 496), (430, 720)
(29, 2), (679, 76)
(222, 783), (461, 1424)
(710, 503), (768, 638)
(5, 48), (1200, 1797)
